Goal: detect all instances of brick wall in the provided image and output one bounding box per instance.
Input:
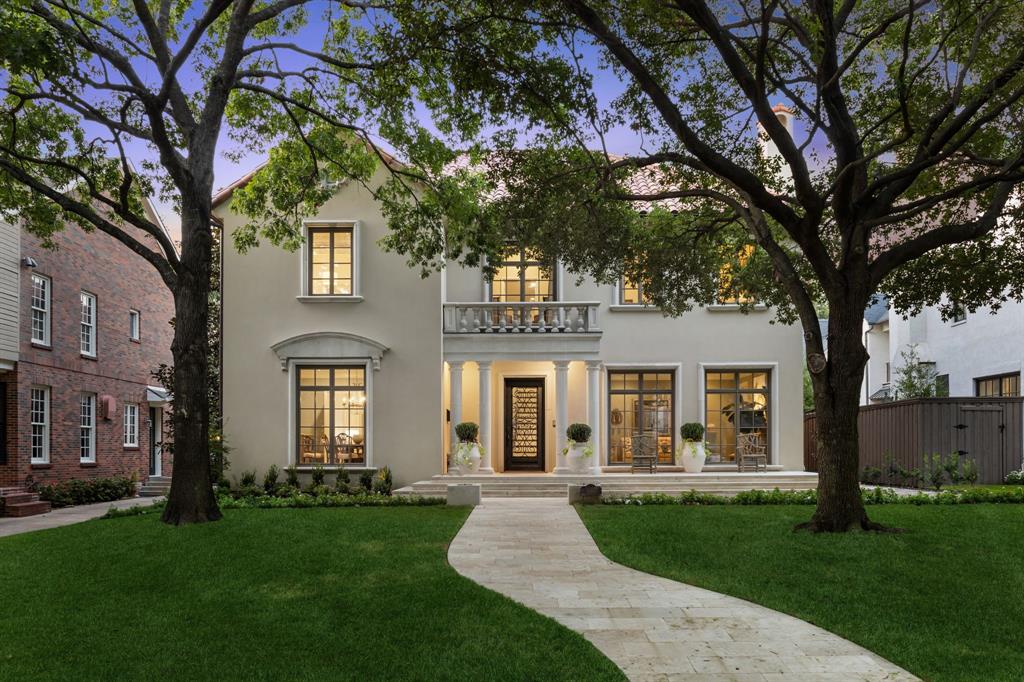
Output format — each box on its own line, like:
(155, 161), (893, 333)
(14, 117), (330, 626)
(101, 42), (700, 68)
(0, 219), (175, 488)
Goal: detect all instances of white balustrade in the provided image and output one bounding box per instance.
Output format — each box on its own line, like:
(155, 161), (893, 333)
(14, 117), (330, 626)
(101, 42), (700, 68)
(442, 302), (602, 334)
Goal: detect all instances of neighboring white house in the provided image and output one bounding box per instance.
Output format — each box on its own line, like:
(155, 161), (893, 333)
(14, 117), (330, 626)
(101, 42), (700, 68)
(861, 295), (1023, 404)
(213, 163), (806, 488)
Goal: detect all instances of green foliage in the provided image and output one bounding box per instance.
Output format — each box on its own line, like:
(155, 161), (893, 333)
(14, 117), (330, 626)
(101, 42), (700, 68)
(454, 422), (479, 442)
(336, 468), (351, 492)
(604, 486), (1024, 506)
(217, 491), (442, 509)
(102, 501), (166, 519)
(285, 465), (300, 489)
(893, 345), (940, 400)
(37, 476), (137, 508)
(311, 465), (326, 486)
(962, 459), (979, 486)
(263, 465), (280, 493)
(566, 423), (592, 443)
(679, 423), (705, 442)
(1005, 470), (1024, 485)
(239, 470), (258, 488)
(373, 466), (394, 496)
(802, 366), (815, 412)
(359, 471), (374, 492)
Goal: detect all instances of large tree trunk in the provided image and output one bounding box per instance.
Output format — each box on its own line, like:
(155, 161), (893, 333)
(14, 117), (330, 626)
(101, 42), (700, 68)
(161, 210), (222, 526)
(800, 303), (893, 532)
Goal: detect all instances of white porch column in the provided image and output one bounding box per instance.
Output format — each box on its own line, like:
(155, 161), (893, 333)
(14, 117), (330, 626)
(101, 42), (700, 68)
(448, 360), (464, 457)
(586, 360), (603, 474)
(477, 360), (494, 474)
(553, 360), (571, 474)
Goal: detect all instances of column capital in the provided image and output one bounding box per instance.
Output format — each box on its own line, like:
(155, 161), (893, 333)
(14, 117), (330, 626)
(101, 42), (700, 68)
(585, 359), (603, 371)
(552, 359), (571, 370)
(448, 360), (465, 370)
(476, 359), (493, 370)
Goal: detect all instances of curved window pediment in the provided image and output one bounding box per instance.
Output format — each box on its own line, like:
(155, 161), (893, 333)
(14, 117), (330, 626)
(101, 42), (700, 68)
(271, 332), (388, 371)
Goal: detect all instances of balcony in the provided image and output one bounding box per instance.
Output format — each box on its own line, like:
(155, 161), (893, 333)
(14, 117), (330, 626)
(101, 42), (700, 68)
(443, 301), (601, 334)
(442, 301), (602, 361)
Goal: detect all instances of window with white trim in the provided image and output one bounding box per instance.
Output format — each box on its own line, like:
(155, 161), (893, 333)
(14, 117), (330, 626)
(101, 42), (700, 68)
(30, 386), (50, 463)
(30, 274), (51, 345)
(123, 403), (139, 447)
(80, 393), (96, 462)
(80, 292), (97, 356)
(129, 309), (141, 341)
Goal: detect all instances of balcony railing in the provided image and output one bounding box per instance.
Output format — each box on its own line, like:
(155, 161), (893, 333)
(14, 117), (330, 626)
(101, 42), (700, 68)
(443, 302), (601, 334)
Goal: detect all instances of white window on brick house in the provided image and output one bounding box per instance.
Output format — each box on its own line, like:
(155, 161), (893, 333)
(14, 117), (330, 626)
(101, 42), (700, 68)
(30, 386), (50, 463)
(123, 403), (139, 447)
(30, 274), (51, 346)
(80, 291), (97, 357)
(80, 393), (96, 462)
(129, 309), (140, 341)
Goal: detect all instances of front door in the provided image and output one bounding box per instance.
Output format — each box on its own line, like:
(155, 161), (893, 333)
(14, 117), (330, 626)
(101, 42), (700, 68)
(149, 407), (162, 477)
(504, 378), (545, 471)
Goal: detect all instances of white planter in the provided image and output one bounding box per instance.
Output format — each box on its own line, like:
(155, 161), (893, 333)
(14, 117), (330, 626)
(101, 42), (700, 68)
(566, 442), (591, 473)
(680, 441), (707, 473)
(455, 443), (481, 475)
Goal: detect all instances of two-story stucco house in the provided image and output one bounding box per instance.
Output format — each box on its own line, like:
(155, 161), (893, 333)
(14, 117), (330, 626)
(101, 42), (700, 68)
(214, 163), (810, 493)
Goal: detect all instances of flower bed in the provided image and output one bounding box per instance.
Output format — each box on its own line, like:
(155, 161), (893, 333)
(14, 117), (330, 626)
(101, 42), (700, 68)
(603, 486), (1024, 506)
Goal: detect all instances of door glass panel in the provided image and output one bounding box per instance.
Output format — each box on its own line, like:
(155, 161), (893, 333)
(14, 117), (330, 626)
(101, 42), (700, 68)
(510, 386), (540, 460)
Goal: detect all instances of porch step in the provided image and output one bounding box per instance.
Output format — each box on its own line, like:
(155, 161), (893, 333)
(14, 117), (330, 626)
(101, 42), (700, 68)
(394, 472), (819, 499)
(1, 492), (51, 517)
(139, 476), (171, 497)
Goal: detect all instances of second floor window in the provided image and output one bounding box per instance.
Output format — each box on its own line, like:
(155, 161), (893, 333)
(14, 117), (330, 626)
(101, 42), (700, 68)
(975, 373), (1020, 397)
(80, 291), (97, 356)
(31, 273), (50, 345)
(620, 276), (653, 305)
(308, 226), (353, 295)
(490, 246), (555, 302)
(717, 244), (756, 304)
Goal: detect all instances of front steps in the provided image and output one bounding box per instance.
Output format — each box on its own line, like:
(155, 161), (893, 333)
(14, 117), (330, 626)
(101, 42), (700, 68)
(139, 476), (171, 497)
(1, 491), (52, 517)
(394, 471), (819, 499)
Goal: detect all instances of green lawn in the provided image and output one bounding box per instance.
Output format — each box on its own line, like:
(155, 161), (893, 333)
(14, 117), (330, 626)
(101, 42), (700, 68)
(0, 508), (623, 681)
(579, 504), (1024, 682)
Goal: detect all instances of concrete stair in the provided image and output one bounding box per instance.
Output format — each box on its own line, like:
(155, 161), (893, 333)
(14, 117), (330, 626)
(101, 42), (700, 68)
(394, 471), (818, 499)
(139, 476), (171, 497)
(1, 491), (52, 517)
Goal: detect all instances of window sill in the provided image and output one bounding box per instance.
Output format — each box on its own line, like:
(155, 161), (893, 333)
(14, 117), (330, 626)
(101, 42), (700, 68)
(296, 295), (364, 304)
(31, 341), (52, 351)
(30, 462), (52, 469)
(951, 320), (967, 327)
(80, 461), (97, 468)
(81, 353), (98, 361)
(123, 446), (140, 451)
(129, 338), (141, 344)
(707, 303), (768, 312)
(609, 304), (661, 313)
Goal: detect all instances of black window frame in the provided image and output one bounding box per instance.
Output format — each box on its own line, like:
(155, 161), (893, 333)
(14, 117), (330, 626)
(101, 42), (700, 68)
(489, 245), (557, 303)
(307, 225), (354, 296)
(295, 365), (367, 466)
(607, 370), (676, 465)
(974, 372), (1020, 398)
(704, 369), (771, 464)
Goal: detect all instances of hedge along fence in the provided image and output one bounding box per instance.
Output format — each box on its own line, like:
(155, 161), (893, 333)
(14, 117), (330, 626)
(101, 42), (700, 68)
(804, 397), (1024, 485)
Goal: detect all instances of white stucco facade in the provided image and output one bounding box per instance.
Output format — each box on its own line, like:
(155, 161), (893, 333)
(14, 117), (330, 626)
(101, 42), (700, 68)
(862, 297), (1024, 404)
(215, 169), (806, 487)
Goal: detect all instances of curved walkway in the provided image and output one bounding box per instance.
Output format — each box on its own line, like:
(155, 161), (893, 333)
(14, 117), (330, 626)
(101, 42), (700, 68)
(449, 498), (916, 682)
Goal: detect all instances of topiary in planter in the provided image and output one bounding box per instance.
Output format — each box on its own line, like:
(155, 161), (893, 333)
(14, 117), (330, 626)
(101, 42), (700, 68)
(680, 422), (705, 441)
(455, 421), (479, 442)
(566, 423), (592, 443)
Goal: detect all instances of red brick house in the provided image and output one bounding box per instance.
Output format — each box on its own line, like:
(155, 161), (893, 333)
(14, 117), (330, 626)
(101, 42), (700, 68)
(0, 202), (176, 499)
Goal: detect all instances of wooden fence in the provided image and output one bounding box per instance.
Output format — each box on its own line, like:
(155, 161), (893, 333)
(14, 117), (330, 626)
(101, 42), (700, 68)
(804, 397), (1024, 485)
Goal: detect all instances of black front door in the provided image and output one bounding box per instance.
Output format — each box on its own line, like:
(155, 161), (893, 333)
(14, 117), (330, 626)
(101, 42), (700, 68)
(504, 378), (545, 471)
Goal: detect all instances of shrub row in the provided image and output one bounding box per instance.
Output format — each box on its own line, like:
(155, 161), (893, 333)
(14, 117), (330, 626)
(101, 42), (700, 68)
(36, 476), (137, 508)
(223, 464), (394, 498)
(603, 486), (1024, 506)
(217, 491), (443, 509)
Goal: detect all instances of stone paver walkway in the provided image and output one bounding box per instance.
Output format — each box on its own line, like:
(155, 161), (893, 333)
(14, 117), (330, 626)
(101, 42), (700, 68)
(449, 498), (916, 682)
(0, 496), (164, 539)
